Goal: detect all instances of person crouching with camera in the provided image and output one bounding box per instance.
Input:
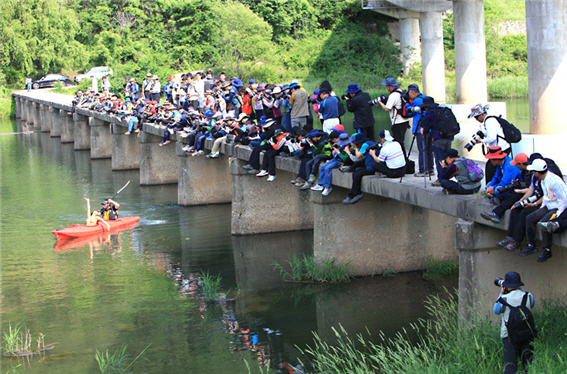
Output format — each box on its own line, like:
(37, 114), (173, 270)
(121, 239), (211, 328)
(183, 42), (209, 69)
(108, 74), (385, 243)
(485, 146), (522, 205)
(493, 271), (536, 374)
(438, 149), (482, 194)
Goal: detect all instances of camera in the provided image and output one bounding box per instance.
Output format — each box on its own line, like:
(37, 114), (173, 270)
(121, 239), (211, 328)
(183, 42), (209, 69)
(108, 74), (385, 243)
(513, 191), (542, 209)
(464, 131), (486, 152)
(496, 179), (522, 194)
(341, 94), (349, 100)
(369, 95), (388, 106)
(407, 106), (421, 114)
(494, 277), (504, 287)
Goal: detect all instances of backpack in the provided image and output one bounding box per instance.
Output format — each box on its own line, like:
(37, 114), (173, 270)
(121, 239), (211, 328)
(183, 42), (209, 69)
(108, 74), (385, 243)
(337, 99), (346, 117)
(488, 115), (522, 144)
(456, 158), (484, 182)
(498, 293), (537, 345)
(433, 106), (460, 137)
(392, 89), (412, 119)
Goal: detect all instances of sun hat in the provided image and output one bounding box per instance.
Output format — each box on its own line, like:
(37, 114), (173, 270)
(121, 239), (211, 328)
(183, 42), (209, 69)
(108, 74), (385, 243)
(249, 79), (256, 85)
(346, 83), (362, 94)
(502, 271), (524, 288)
(221, 81), (232, 88)
(233, 79), (243, 87)
(379, 130), (394, 142)
(337, 133), (351, 147)
(407, 83), (420, 92)
(527, 158), (548, 172)
(351, 133), (368, 144)
(281, 84), (290, 90)
(510, 152), (529, 166)
(263, 119), (275, 128)
(444, 148), (459, 158)
(289, 83), (300, 90)
(381, 77), (398, 86)
(152, 75), (158, 79)
(468, 103), (490, 119)
(333, 124), (345, 133)
(272, 86), (282, 94)
(257, 83), (266, 90)
(419, 96), (438, 108)
(204, 110), (214, 117)
(238, 113), (249, 122)
(146, 73), (152, 77)
(485, 146), (507, 160)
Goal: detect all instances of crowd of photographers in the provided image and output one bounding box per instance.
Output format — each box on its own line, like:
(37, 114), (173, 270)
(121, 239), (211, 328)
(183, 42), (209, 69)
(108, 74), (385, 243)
(70, 73), (566, 263)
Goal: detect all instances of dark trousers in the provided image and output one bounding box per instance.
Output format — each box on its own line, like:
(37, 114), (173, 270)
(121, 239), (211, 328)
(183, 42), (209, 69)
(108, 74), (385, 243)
(187, 100), (199, 110)
(493, 191), (523, 218)
(297, 154), (314, 180)
(508, 206), (539, 243)
(440, 179), (480, 195)
(306, 155), (331, 176)
(432, 138), (453, 177)
(347, 167), (374, 198)
(416, 133), (434, 173)
(255, 109), (264, 120)
(372, 162), (405, 178)
(503, 337), (533, 374)
(249, 143), (272, 170)
(150, 93), (161, 102)
(526, 207), (557, 247)
(357, 126), (375, 142)
(194, 133), (207, 151)
(391, 121), (409, 157)
(262, 148), (279, 175)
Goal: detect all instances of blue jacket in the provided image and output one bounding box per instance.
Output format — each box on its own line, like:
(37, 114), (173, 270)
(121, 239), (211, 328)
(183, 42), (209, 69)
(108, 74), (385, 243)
(318, 96), (339, 119)
(487, 156), (522, 199)
(405, 93), (424, 134)
(360, 141), (377, 172)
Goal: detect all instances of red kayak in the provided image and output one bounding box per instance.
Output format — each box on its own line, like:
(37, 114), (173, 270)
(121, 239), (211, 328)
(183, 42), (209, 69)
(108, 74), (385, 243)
(52, 216), (140, 239)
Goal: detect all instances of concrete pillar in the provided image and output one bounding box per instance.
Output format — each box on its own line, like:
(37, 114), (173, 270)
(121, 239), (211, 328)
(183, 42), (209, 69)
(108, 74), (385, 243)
(49, 106), (61, 137)
(138, 131), (178, 185)
(525, 0), (567, 135)
(23, 100), (30, 123)
(40, 104), (51, 132)
(111, 123), (140, 170)
(27, 101), (34, 124)
(32, 102), (40, 128)
(312, 187), (458, 276)
(73, 113), (91, 150)
(59, 109), (74, 143)
(20, 99), (27, 121)
(420, 11), (446, 103)
(90, 117), (112, 159)
(400, 17), (421, 75)
(15, 97), (21, 119)
(453, 0), (488, 104)
(229, 157), (313, 235)
(177, 143), (231, 206)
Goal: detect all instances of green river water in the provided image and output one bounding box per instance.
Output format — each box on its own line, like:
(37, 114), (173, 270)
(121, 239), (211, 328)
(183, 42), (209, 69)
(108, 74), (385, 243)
(0, 117), (458, 373)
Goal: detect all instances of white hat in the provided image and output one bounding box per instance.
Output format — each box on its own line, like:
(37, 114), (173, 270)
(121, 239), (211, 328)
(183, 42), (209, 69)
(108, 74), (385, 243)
(379, 129), (394, 142)
(527, 158), (548, 172)
(272, 86), (282, 94)
(238, 112), (249, 122)
(263, 119), (275, 128)
(152, 75), (158, 79)
(146, 73), (152, 77)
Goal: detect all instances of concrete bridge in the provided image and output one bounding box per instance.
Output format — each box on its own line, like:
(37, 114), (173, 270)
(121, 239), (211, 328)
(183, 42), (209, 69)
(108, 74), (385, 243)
(13, 91), (567, 316)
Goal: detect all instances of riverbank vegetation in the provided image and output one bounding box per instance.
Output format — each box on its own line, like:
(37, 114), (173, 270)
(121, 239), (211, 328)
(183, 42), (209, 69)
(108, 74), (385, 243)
(272, 254), (353, 283)
(95, 344), (151, 374)
(300, 293), (567, 373)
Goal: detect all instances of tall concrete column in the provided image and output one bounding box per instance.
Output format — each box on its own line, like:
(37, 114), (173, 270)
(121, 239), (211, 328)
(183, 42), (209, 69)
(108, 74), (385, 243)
(90, 117), (112, 159)
(15, 97), (21, 119)
(26, 101), (33, 124)
(525, 0), (567, 135)
(73, 113), (91, 150)
(138, 131), (178, 185)
(32, 102), (40, 128)
(453, 0), (487, 104)
(20, 99), (27, 121)
(39, 104), (51, 132)
(400, 17), (420, 75)
(111, 123), (140, 170)
(59, 109), (74, 143)
(49, 106), (61, 137)
(420, 11), (446, 103)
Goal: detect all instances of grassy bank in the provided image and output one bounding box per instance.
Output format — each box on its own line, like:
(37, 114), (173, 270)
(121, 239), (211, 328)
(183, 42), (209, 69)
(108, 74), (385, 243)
(300, 293), (567, 373)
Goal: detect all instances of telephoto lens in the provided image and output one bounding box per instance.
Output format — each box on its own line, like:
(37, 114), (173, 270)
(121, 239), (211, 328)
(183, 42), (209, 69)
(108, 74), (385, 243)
(494, 277), (504, 287)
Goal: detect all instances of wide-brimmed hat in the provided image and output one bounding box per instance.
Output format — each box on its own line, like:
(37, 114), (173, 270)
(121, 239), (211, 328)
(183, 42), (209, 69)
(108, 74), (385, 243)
(146, 73), (152, 77)
(379, 130), (394, 142)
(468, 103), (490, 119)
(257, 83), (266, 90)
(502, 271), (524, 288)
(444, 148), (459, 158)
(527, 158), (548, 172)
(485, 146), (507, 160)
(221, 81), (232, 88)
(224, 114), (235, 121)
(233, 79), (243, 87)
(152, 75), (158, 80)
(419, 96), (438, 108)
(130, 78), (135, 82)
(381, 77), (398, 87)
(289, 82), (300, 90)
(272, 86), (282, 94)
(510, 152), (529, 166)
(337, 132), (351, 147)
(346, 83), (362, 94)
(281, 84), (290, 90)
(204, 110), (214, 117)
(263, 119), (275, 128)
(351, 133), (368, 144)
(407, 83), (420, 92)
(238, 112), (249, 122)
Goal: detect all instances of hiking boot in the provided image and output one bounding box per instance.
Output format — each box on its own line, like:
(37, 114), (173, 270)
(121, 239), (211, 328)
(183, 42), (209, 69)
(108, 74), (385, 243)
(481, 211), (500, 224)
(537, 248), (553, 263)
(538, 221), (560, 234)
(505, 240), (519, 252)
(247, 169), (259, 174)
(518, 243), (538, 257)
(256, 170), (269, 177)
(294, 178), (306, 187)
(350, 194), (364, 204)
(307, 174), (316, 184)
(267, 175), (276, 182)
(299, 181), (312, 190)
(124, 131), (131, 135)
(339, 166), (352, 173)
(311, 184), (324, 192)
(414, 171), (427, 177)
(431, 180), (442, 187)
(322, 187), (332, 196)
(496, 237), (513, 247)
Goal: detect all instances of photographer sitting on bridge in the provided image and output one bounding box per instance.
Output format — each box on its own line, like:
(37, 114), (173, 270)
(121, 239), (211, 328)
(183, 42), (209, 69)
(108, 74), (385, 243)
(342, 133), (376, 205)
(368, 130), (406, 178)
(484, 146), (521, 204)
(438, 149), (482, 195)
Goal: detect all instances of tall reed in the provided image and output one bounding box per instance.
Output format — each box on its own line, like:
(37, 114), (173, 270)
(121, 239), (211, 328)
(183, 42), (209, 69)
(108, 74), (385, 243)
(272, 254), (352, 283)
(200, 270), (223, 300)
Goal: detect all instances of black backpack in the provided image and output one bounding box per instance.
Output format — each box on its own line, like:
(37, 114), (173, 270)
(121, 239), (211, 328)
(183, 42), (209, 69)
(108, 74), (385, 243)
(433, 106), (460, 137)
(488, 115), (522, 144)
(337, 98), (346, 117)
(498, 293), (537, 345)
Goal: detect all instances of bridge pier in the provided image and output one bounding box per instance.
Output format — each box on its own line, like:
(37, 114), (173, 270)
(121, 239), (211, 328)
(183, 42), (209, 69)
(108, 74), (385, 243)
(23, 100), (30, 124)
(59, 109), (74, 143)
(20, 98), (27, 121)
(32, 102), (40, 128)
(177, 142), (231, 206)
(138, 131), (178, 185)
(111, 123), (140, 170)
(90, 117), (112, 159)
(49, 106), (61, 137)
(40, 104), (51, 132)
(73, 113), (91, 151)
(420, 11), (446, 103)
(229, 156), (313, 235)
(27, 100), (34, 125)
(400, 17), (420, 74)
(15, 97), (21, 119)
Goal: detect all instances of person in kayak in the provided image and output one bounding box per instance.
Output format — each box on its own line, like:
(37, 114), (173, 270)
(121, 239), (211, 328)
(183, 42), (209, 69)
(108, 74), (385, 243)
(85, 210), (110, 230)
(100, 199), (120, 220)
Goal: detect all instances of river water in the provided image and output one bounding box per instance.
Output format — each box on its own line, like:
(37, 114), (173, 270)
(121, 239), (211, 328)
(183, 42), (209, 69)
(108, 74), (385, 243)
(0, 118), (458, 373)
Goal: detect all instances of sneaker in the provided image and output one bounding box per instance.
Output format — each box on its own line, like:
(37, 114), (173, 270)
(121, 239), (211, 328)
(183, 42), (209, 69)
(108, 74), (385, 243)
(496, 237), (513, 247)
(322, 187), (332, 196)
(267, 175), (276, 182)
(159, 141), (165, 146)
(299, 181), (312, 190)
(206, 153), (219, 159)
(442, 188), (450, 195)
(307, 174), (316, 183)
(294, 178), (306, 187)
(256, 170), (269, 177)
(168, 128), (174, 134)
(342, 196), (353, 204)
(538, 221), (560, 234)
(431, 180), (442, 187)
(134, 129), (140, 133)
(182, 145), (191, 152)
(311, 184), (324, 191)
(505, 240), (519, 252)
(427, 170), (435, 176)
(124, 131), (131, 135)
(375, 172), (388, 178)
(480, 211), (500, 224)
(242, 164), (253, 170)
(414, 171), (427, 177)
(339, 166), (351, 173)
(518, 243), (538, 257)
(192, 150), (204, 156)
(537, 248), (553, 263)
(162, 140), (171, 146)
(290, 177), (301, 184)
(350, 194), (364, 204)
(247, 169), (260, 174)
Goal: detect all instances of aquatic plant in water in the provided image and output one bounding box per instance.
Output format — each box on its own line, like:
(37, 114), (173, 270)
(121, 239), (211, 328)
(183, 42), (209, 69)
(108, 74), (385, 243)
(95, 343), (150, 374)
(422, 256), (459, 280)
(2, 323), (57, 357)
(200, 270), (223, 301)
(272, 254), (353, 283)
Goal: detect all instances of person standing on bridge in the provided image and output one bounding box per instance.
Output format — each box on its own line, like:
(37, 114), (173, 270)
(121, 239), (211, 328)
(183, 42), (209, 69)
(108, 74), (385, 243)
(344, 83), (375, 141)
(377, 77), (410, 158)
(26, 76), (32, 92)
(101, 76), (111, 98)
(151, 75), (161, 103)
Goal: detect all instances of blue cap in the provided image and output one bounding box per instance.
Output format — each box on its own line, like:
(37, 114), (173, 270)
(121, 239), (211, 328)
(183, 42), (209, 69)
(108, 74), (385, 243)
(282, 84), (290, 90)
(381, 77), (398, 86)
(249, 79), (256, 84)
(205, 110), (214, 117)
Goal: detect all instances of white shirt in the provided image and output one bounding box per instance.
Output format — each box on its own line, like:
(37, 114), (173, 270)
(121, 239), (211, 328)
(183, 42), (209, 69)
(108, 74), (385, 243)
(151, 81), (161, 93)
(385, 90), (406, 125)
(481, 116), (510, 151)
(541, 171), (567, 216)
(378, 140), (406, 169)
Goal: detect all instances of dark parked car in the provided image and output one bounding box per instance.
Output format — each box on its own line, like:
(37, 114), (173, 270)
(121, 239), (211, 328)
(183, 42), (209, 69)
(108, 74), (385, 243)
(28, 74), (73, 89)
